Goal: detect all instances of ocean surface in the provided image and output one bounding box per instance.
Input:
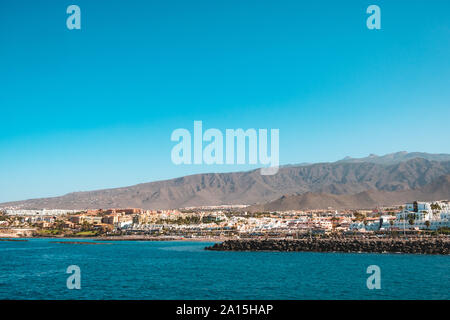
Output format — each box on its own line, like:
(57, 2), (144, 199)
(0, 238), (448, 300)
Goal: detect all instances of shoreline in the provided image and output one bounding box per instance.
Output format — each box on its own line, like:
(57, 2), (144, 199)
(0, 235), (226, 242)
(3, 235), (450, 255)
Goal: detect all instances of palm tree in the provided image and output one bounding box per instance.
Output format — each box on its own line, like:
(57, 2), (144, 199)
(431, 203), (442, 211)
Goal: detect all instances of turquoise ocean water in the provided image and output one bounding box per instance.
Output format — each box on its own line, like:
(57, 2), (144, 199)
(0, 239), (448, 300)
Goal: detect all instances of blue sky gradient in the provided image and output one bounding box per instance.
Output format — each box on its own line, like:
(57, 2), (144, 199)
(1, 0), (449, 202)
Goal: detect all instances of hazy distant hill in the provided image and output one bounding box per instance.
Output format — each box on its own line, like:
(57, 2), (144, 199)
(335, 151), (450, 165)
(1, 152), (450, 210)
(247, 175), (450, 211)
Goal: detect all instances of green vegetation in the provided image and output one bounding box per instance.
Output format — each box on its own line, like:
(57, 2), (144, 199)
(154, 215), (225, 225)
(80, 221), (93, 231)
(353, 212), (365, 222)
(156, 216), (201, 225)
(246, 212), (272, 218)
(54, 221), (67, 229)
(180, 209), (196, 214)
(436, 227), (450, 235)
(74, 231), (99, 237)
(35, 229), (63, 236)
(431, 203), (442, 211)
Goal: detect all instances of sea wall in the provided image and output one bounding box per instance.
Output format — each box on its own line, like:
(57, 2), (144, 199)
(205, 238), (450, 255)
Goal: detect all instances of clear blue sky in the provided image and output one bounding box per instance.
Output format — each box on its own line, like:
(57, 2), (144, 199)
(1, 0), (449, 202)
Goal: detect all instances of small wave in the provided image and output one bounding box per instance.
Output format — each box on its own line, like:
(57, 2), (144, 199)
(0, 246), (54, 251)
(159, 245), (205, 252)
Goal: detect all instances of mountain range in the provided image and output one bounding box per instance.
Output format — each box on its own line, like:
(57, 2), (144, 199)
(247, 175), (450, 211)
(1, 152), (450, 210)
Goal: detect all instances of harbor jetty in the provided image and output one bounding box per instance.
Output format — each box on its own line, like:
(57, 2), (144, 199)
(205, 238), (450, 255)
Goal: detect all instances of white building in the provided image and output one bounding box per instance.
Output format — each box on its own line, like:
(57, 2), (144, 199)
(349, 201), (450, 232)
(4, 209), (78, 216)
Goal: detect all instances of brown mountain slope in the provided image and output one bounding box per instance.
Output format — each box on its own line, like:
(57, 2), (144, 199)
(1, 158), (450, 210)
(247, 175), (450, 211)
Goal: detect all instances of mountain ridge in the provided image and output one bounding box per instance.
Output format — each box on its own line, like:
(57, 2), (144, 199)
(1, 152), (450, 210)
(247, 175), (450, 211)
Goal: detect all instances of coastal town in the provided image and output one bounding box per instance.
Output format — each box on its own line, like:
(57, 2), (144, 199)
(1, 201), (449, 239)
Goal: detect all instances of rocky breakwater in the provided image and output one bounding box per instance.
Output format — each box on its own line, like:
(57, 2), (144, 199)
(205, 238), (450, 255)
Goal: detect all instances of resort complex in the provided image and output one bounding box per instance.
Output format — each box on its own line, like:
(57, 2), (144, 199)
(1, 201), (449, 239)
